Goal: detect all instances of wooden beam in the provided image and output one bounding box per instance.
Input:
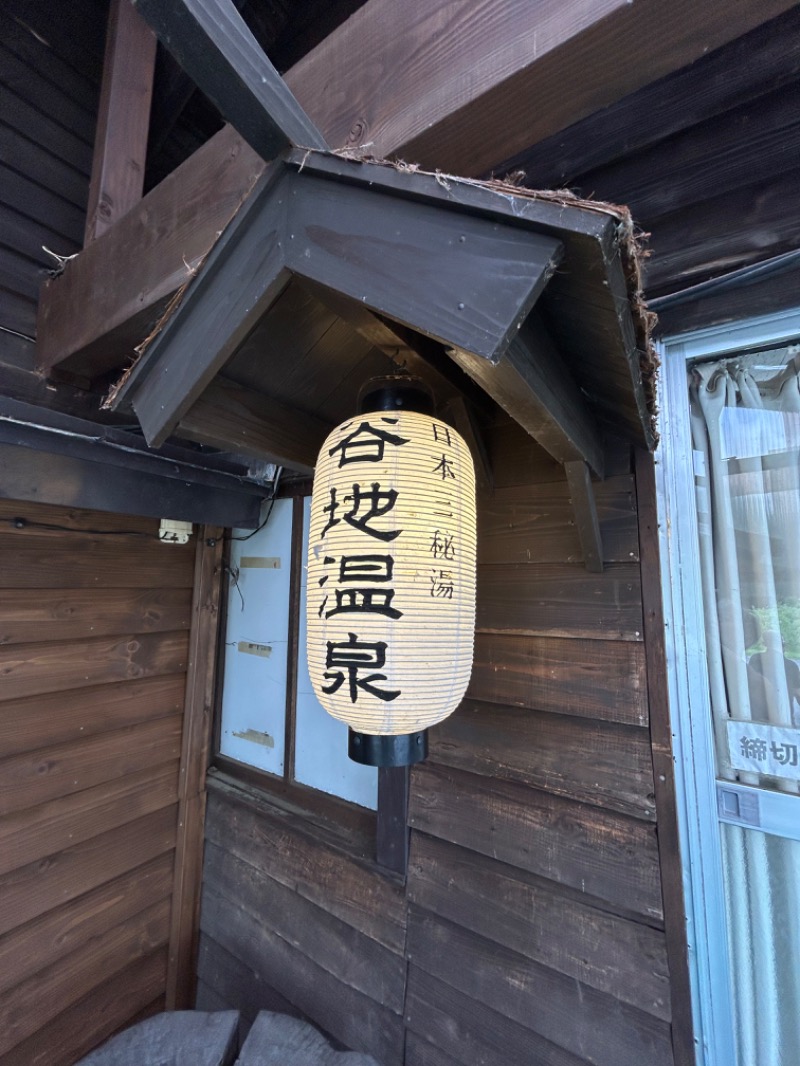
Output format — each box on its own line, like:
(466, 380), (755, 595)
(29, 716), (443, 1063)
(85, 0), (157, 244)
(503, 5), (800, 187)
(37, 0), (792, 375)
(284, 0), (796, 177)
(286, 174), (563, 363)
(166, 526), (224, 1008)
(0, 399), (266, 527)
(449, 313), (605, 477)
(177, 378), (332, 473)
(146, 0), (250, 161)
(114, 167), (292, 446)
(634, 447), (695, 1066)
(37, 124), (266, 378)
(133, 0), (327, 159)
(565, 460), (603, 572)
(376, 766), (410, 876)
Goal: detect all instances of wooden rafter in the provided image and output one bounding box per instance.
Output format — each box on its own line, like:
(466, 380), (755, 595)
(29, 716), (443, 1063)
(36, 0), (792, 378)
(449, 314), (606, 478)
(284, 0), (796, 178)
(133, 0), (327, 158)
(85, 0), (157, 243)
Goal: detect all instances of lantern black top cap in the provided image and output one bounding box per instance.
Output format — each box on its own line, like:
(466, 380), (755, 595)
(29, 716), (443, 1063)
(357, 375), (435, 416)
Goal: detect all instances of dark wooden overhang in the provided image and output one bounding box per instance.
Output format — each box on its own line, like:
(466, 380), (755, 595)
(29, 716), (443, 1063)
(0, 397), (268, 527)
(107, 146), (655, 491)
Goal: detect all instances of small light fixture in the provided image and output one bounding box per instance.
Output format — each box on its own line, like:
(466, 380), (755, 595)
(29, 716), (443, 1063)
(306, 377), (477, 766)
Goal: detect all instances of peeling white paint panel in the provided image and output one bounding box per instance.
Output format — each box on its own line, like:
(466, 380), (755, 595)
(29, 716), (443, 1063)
(295, 497), (378, 809)
(219, 499), (293, 775)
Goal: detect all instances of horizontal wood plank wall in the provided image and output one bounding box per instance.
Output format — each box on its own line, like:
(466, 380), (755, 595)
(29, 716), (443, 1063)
(196, 420), (679, 1066)
(197, 775), (407, 1063)
(0, 498), (194, 1065)
(405, 419), (675, 1066)
(0, 1), (102, 343)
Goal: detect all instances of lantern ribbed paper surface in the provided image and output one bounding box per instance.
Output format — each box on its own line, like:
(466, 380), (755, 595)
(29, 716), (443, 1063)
(307, 410), (476, 736)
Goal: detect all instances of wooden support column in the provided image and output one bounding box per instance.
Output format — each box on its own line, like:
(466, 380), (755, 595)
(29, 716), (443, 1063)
(41, 0), (794, 371)
(449, 313), (606, 478)
(166, 526), (225, 1009)
(377, 767), (410, 876)
(85, 0), (157, 244)
(565, 460), (604, 572)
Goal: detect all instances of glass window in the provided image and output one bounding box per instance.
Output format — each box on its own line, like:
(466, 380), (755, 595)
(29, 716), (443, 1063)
(689, 345), (800, 790)
(217, 495), (378, 810)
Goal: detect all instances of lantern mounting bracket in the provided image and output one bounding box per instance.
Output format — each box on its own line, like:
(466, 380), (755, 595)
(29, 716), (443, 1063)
(349, 730), (429, 768)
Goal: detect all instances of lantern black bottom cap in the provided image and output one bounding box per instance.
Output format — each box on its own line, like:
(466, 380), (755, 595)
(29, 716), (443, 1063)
(348, 729), (428, 767)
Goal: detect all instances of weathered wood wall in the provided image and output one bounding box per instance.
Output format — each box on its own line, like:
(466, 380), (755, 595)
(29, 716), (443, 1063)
(198, 417), (678, 1066)
(404, 421), (673, 1066)
(197, 777), (407, 1061)
(0, 498), (195, 1064)
(0, 0), (103, 344)
(505, 5), (800, 314)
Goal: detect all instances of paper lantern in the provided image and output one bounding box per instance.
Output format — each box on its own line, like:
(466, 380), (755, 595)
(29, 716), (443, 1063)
(307, 380), (477, 766)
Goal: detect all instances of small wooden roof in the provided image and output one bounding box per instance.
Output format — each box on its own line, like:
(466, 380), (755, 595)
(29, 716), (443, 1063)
(109, 146), (655, 480)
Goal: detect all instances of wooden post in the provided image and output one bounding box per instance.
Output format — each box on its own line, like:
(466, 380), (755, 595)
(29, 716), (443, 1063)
(85, 0), (157, 244)
(565, 460), (604, 572)
(634, 447), (696, 1066)
(166, 526), (225, 1009)
(377, 766), (410, 876)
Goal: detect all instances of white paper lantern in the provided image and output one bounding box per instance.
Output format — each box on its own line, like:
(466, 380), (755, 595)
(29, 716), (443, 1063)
(307, 392), (476, 765)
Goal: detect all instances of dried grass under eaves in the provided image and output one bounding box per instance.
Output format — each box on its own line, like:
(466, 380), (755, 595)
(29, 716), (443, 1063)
(107, 146), (659, 439)
(323, 147), (659, 440)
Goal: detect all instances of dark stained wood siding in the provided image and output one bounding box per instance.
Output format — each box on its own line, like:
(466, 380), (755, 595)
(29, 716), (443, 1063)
(404, 421), (674, 1066)
(502, 6), (800, 322)
(197, 776), (407, 1064)
(0, 0), (104, 343)
(0, 497), (194, 1065)
(199, 417), (681, 1066)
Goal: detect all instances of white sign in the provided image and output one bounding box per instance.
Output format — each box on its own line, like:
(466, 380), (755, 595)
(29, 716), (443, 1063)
(726, 719), (800, 781)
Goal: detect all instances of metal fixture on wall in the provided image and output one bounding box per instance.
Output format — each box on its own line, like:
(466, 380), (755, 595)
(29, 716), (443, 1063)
(306, 377), (477, 767)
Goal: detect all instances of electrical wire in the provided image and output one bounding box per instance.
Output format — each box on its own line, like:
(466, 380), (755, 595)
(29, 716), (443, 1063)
(230, 465), (283, 542)
(5, 516), (154, 537)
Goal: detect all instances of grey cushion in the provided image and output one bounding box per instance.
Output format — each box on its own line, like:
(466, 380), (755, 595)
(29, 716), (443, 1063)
(75, 1010), (240, 1066)
(236, 1012), (380, 1065)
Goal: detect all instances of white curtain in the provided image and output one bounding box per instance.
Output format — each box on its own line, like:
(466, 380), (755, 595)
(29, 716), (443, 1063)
(691, 358), (800, 1065)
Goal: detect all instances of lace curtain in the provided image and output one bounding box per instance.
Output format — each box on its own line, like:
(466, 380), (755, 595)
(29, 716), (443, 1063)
(691, 357), (800, 1064)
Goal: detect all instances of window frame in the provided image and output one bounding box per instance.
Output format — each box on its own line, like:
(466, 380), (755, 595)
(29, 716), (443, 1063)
(212, 480), (409, 875)
(656, 305), (800, 1066)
